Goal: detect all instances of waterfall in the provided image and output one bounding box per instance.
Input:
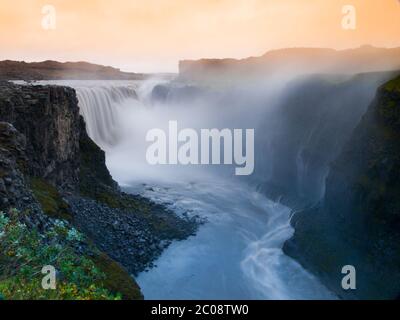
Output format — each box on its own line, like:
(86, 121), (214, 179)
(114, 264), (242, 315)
(34, 77), (380, 204)
(31, 76), (386, 300)
(75, 85), (138, 148)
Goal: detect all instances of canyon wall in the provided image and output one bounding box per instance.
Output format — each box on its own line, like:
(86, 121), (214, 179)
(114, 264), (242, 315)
(284, 75), (400, 299)
(0, 81), (196, 300)
(0, 82), (81, 190)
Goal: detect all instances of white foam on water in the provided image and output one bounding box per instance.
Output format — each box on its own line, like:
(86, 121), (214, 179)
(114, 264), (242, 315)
(39, 79), (336, 300)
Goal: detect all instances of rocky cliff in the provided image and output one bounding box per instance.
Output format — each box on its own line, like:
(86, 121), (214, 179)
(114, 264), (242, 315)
(0, 83), (80, 190)
(284, 75), (400, 299)
(179, 46), (400, 82)
(0, 81), (197, 299)
(0, 60), (145, 80)
(164, 71), (397, 207)
(254, 72), (398, 207)
(0, 121), (38, 213)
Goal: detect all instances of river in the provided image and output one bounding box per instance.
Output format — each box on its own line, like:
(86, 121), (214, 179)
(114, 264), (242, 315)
(38, 79), (336, 300)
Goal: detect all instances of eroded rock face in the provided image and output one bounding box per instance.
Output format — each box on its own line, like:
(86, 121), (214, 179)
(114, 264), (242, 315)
(0, 81), (199, 292)
(0, 122), (31, 210)
(0, 121), (51, 233)
(284, 75), (400, 299)
(0, 82), (80, 191)
(0, 88), (144, 299)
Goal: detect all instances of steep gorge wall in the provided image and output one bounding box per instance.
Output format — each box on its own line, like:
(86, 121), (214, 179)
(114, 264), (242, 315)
(0, 81), (198, 300)
(284, 75), (400, 299)
(254, 73), (396, 206)
(162, 72), (396, 207)
(0, 82), (81, 191)
(0, 81), (142, 299)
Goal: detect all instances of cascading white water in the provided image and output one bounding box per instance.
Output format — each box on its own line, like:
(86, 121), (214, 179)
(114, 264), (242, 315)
(35, 80), (140, 149)
(39, 79), (335, 300)
(130, 180), (335, 300)
(76, 85), (137, 147)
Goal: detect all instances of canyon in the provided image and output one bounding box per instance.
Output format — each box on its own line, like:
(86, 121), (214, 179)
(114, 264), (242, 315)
(1, 46), (400, 300)
(0, 81), (197, 299)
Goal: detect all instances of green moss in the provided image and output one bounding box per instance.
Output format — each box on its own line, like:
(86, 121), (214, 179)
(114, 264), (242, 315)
(30, 177), (72, 221)
(384, 76), (400, 92)
(92, 191), (147, 212)
(91, 252), (143, 300)
(91, 191), (126, 209)
(386, 100), (396, 108)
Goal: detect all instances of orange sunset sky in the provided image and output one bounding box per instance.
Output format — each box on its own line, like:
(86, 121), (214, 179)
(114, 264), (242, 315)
(0, 0), (399, 72)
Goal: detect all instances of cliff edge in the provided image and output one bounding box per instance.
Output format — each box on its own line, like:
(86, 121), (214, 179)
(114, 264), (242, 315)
(284, 75), (400, 299)
(0, 81), (197, 300)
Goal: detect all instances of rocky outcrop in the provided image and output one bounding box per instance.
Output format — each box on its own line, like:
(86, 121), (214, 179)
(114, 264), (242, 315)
(254, 72), (398, 206)
(0, 121), (74, 235)
(0, 60), (145, 80)
(0, 122), (34, 211)
(0, 81), (198, 299)
(68, 196), (197, 276)
(78, 115), (119, 195)
(0, 82), (80, 190)
(284, 75), (400, 299)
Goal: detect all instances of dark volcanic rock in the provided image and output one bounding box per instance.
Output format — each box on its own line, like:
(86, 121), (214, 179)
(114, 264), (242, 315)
(0, 80), (199, 297)
(0, 122), (32, 211)
(68, 196), (198, 276)
(0, 121), (65, 233)
(254, 72), (398, 207)
(78, 115), (119, 195)
(284, 75), (400, 299)
(0, 82), (80, 190)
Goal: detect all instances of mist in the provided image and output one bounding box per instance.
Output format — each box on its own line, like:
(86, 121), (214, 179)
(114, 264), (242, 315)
(34, 66), (394, 300)
(36, 67), (394, 207)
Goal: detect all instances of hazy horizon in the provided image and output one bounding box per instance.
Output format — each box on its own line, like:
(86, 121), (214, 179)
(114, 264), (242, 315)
(1, 0), (400, 73)
(1, 44), (399, 75)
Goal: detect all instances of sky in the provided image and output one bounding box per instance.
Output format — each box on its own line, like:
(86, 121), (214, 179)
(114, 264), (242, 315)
(0, 0), (399, 73)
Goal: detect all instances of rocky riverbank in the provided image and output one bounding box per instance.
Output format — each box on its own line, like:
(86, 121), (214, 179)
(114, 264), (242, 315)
(0, 81), (199, 299)
(67, 196), (197, 276)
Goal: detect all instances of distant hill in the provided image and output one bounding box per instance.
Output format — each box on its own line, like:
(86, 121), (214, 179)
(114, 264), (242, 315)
(0, 60), (146, 80)
(179, 46), (400, 81)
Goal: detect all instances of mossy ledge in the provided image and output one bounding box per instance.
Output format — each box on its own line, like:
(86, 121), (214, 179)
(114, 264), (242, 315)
(384, 75), (400, 92)
(30, 177), (72, 222)
(91, 252), (143, 300)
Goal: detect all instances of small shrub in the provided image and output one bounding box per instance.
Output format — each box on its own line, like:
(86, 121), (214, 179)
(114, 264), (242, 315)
(0, 211), (121, 300)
